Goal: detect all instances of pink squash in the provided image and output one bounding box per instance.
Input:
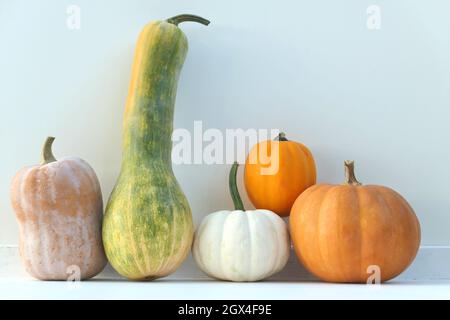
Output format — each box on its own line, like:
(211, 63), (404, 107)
(10, 137), (106, 280)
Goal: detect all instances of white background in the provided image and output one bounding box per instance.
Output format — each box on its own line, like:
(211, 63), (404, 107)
(1, 0), (449, 246)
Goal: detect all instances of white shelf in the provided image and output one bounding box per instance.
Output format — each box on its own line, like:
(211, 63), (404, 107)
(2, 245), (450, 300)
(1, 278), (450, 300)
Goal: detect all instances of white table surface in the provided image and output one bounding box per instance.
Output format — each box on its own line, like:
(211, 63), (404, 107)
(1, 277), (450, 300)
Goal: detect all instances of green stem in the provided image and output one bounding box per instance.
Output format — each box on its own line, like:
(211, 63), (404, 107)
(229, 162), (245, 211)
(167, 14), (210, 26)
(41, 136), (57, 165)
(275, 132), (288, 141)
(344, 160), (362, 186)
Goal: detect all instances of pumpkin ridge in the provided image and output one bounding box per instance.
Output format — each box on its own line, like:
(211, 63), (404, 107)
(393, 189), (421, 247)
(354, 186), (364, 281)
(245, 212), (254, 280)
(294, 143), (310, 188)
(259, 213), (279, 280)
(301, 144), (317, 187)
(368, 186), (394, 280)
(202, 213), (220, 280)
(219, 213), (233, 280)
(340, 186), (362, 282)
(20, 168), (42, 279)
(192, 217), (205, 271)
(375, 187), (420, 280)
(321, 185), (348, 281)
(72, 158), (101, 195)
(306, 185), (334, 279)
(36, 168), (52, 278)
(31, 169), (48, 278)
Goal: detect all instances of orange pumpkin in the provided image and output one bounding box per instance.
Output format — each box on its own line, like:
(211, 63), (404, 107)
(10, 137), (107, 280)
(244, 132), (316, 216)
(290, 161), (421, 283)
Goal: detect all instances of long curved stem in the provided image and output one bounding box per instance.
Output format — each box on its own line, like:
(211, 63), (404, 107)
(41, 136), (57, 165)
(167, 14), (210, 26)
(229, 162), (245, 211)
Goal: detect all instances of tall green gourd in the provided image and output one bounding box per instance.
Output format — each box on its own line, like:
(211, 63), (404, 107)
(103, 15), (209, 280)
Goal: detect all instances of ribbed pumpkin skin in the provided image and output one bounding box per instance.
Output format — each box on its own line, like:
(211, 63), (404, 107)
(102, 21), (193, 280)
(10, 157), (106, 280)
(193, 210), (290, 282)
(290, 184), (421, 283)
(244, 139), (316, 216)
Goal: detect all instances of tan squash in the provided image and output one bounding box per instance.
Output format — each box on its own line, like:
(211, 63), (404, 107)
(290, 161), (421, 283)
(10, 137), (107, 280)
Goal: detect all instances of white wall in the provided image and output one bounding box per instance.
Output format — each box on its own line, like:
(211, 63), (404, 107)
(1, 0), (450, 245)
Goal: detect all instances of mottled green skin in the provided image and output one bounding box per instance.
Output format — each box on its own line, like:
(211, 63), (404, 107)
(102, 21), (193, 280)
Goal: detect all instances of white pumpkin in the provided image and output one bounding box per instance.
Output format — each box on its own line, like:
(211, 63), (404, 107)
(192, 163), (290, 282)
(193, 209), (290, 282)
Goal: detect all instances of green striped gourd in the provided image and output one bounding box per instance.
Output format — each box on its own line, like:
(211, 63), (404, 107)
(102, 14), (209, 280)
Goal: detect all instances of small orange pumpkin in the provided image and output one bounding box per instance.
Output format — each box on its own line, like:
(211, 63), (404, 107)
(244, 133), (316, 216)
(290, 161), (421, 283)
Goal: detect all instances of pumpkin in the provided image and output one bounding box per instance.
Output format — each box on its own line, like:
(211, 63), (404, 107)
(244, 132), (316, 216)
(102, 14), (210, 280)
(290, 160), (421, 283)
(192, 163), (290, 282)
(10, 137), (106, 280)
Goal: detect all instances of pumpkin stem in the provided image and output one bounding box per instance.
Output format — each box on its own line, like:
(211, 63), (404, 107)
(167, 14), (210, 27)
(275, 132), (289, 141)
(344, 160), (362, 186)
(229, 162), (245, 211)
(41, 136), (57, 165)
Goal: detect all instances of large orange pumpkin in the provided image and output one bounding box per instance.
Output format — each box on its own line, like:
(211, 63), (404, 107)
(290, 161), (421, 283)
(244, 133), (316, 216)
